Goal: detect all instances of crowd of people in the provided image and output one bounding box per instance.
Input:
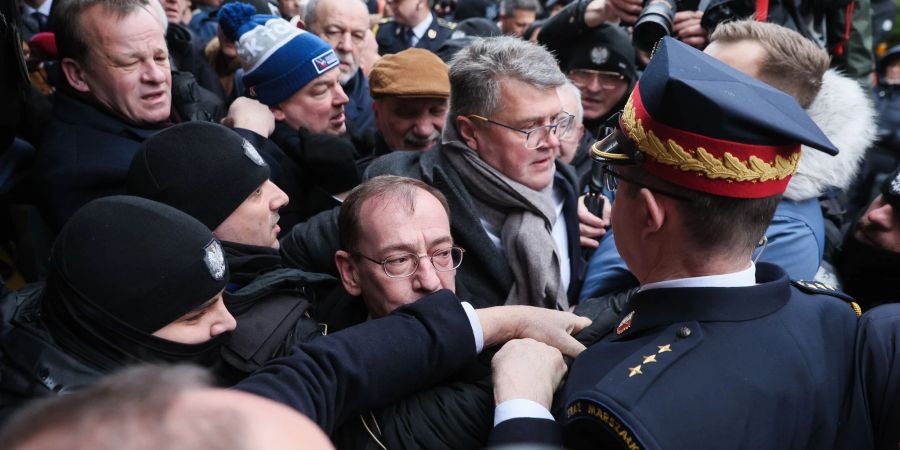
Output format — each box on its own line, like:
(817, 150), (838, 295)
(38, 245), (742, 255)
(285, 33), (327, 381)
(2, 0), (900, 448)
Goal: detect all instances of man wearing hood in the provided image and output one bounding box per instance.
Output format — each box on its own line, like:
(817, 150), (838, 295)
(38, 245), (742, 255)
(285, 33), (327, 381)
(0, 196), (238, 422)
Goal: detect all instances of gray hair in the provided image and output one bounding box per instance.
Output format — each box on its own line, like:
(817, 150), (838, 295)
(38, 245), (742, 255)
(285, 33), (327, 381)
(303, 0), (322, 29)
(304, 0), (367, 31)
(502, 0), (542, 16)
(448, 36), (566, 118)
(557, 80), (583, 125)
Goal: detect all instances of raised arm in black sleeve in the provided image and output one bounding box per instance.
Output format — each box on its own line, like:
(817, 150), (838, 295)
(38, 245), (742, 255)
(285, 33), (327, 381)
(234, 289), (476, 434)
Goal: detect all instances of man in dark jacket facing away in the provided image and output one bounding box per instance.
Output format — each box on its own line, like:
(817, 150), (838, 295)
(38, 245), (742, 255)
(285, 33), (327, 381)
(488, 37), (865, 450)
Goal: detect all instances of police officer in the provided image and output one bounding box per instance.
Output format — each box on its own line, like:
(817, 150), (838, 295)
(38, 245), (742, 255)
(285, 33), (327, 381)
(376, 0), (455, 55)
(0, 196), (238, 423)
(127, 122), (335, 379)
(487, 37), (867, 449)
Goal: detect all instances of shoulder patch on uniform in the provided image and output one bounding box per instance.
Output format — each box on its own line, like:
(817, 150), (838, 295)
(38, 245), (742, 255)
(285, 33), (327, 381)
(565, 399), (645, 450)
(791, 280), (862, 317)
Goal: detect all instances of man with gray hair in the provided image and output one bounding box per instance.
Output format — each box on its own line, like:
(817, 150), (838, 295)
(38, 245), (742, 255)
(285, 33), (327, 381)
(499, 0), (541, 38)
(303, 0), (375, 136)
(283, 36), (584, 311)
(557, 80), (592, 187)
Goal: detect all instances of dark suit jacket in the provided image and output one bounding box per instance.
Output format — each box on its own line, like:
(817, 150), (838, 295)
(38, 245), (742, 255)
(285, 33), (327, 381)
(375, 13), (455, 56)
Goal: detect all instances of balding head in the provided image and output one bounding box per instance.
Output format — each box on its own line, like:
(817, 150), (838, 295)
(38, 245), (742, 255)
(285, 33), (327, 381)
(305, 0), (369, 84)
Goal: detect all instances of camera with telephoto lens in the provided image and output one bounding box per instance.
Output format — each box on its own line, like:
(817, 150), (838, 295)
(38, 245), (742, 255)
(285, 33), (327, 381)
(632, 0), (682, 53)
(631, 0), (754, 53)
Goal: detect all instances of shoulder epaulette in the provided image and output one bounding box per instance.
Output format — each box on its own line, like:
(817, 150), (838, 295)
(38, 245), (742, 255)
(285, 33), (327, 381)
(378, 17), (394, 24)
(791, 280), (862, 317)
(437, 18), (456, 29)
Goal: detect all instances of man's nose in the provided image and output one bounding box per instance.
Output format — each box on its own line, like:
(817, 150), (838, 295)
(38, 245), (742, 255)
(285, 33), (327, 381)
(412, 257), (442, 293)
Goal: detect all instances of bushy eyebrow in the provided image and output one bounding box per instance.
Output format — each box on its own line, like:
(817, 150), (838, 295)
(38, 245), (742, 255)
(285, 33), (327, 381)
(376, 236), (453, 256)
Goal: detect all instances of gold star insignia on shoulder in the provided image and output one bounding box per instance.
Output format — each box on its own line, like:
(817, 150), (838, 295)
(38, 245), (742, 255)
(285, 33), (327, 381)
(642, 354), (657, 364)
(657, 344), (672, 353)
(427, 29), (437, 39)
(628, 365), (643, 377)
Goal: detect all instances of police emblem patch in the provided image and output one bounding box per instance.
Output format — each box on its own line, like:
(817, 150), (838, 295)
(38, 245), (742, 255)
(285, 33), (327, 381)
(616, 310), (635, 335)
(891, 172), (900, 195)
(590, 46), (609, 66)
(242, 139), (266, 166)
(312, 50), (340, 74)
(204, 240), (226, 281)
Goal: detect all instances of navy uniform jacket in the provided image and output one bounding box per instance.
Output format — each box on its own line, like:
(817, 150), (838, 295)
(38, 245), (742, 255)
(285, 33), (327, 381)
(492, 263), (864, 449)
(856, 303), (900, 450)
(235, 289), (476, 434)
(375, 13), (455, 56)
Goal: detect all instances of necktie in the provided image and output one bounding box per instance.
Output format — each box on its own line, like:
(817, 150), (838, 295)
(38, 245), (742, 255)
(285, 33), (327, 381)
(405, 28), (415, 48)
(31, 12), (48, 31)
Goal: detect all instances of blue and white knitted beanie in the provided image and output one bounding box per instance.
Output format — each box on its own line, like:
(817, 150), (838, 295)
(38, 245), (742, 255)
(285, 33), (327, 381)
(219, 2), (339, 106)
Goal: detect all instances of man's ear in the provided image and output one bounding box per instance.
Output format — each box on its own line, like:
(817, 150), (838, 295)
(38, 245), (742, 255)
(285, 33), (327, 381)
(455, 115), (478, 150)
(638, 188), (666, 237)
(335, 250), (363, 296)
(61, 57), (91, 93)
(270, 105), (286, 122)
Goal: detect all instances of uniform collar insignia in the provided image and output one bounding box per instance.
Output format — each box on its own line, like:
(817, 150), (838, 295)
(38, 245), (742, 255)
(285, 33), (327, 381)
(617, 310), (635, 335)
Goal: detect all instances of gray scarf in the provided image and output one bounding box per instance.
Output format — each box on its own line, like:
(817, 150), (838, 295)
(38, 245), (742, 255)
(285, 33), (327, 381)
(441, 125), (567, 309)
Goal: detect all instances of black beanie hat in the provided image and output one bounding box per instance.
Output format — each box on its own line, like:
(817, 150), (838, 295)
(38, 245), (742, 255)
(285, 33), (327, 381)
(50, 196), (229, 333)
(566, 24), (637, 83)
(128, 122), (271, 230)
(450, 18), (502, 39)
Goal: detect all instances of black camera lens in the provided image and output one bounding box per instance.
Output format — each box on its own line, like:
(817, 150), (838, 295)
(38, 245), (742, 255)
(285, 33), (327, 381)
(632, 0), (676, 53)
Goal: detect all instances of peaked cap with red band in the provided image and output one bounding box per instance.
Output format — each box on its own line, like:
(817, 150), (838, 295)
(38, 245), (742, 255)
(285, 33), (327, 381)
(593, 37), (838, 198)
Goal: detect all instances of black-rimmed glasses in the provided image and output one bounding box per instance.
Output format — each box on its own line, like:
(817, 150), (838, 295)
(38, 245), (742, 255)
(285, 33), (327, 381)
(467, 113), (575, 149)
(354, 246), (466, 278)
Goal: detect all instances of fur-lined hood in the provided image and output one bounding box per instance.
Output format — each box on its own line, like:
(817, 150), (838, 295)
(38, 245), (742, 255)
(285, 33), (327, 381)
(784, 69), (875, 201)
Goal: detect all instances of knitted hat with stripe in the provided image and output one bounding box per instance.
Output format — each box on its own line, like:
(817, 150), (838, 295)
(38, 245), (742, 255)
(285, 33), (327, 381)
(219, 2), (339, 106)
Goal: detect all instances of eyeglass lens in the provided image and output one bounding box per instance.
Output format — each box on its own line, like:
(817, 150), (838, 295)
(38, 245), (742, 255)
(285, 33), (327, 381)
(382, 247), (464, 277)
(525, 115), (574, 149)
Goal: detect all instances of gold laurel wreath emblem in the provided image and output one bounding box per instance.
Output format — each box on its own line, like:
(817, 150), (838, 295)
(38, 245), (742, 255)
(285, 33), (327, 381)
(621, 98), (799, 183)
